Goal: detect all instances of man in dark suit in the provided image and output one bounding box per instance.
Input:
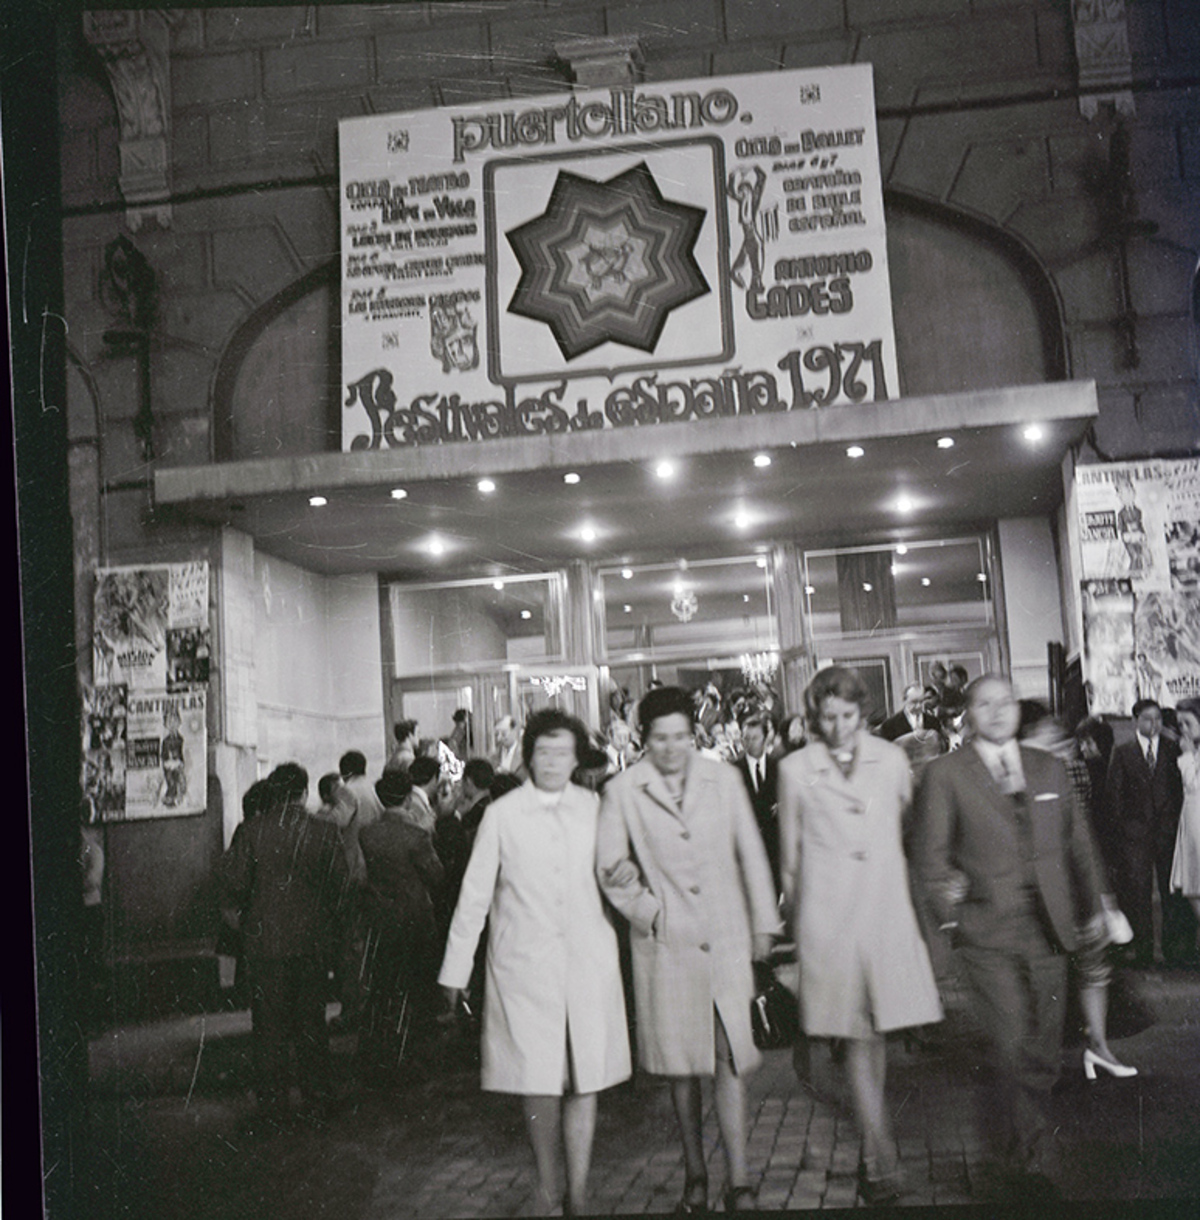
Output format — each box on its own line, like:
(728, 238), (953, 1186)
(879, 682), (938, 742)
(1103, 698), (1194, 965)
(735, 710), (782, 895)
(914, 675), (1106, 1199)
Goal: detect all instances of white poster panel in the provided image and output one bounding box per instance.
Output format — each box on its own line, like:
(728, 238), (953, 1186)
(1074, 460), (1193, 592)
(124, 689), (207, 818)
(93, 562), (210, 689)
(1081, 579), (1137, 717)
(1135, 592), (1200, 704)
(340, 65), (898, 450)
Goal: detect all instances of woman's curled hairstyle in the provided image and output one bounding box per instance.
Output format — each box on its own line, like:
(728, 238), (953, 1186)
(521, 707), (591, 774)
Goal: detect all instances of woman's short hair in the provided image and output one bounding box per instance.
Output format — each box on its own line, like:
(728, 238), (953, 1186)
(317, 772), (342, 806)
(521, 707), (591, 774)
(637, 685), (695, 741)
(804, 666), (869, 731)
(1075, 715), (1114, 759)
(1176, 696), (1200, 722)
(393, 718), (418, 744)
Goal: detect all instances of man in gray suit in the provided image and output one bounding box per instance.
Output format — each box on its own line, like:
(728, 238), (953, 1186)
(914, 675), (1107, 1200)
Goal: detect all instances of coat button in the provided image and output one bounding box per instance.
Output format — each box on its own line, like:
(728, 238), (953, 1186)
(681, 830), (691, 840)
(851, 850), (867, 861)
(699, 943), (710, 952)
(689, 885), (700, 895)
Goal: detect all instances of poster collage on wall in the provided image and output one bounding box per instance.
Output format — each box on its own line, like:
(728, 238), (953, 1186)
(83, 562), (210, 822)
(1078, 459), (1200, 714)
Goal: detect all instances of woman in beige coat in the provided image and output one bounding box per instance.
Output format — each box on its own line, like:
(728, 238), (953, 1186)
(439, 709), (631, 1216)
(598, 686), (779, 1214)
(778, 667), (942, 1205)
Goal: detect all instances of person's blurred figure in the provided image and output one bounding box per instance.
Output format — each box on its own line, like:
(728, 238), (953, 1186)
(735, 711), (781, 896)
(492, 715), (524, 776)
(386, 719), (419, 774)
(359, 769), (444, 1077)
(217, 763), (348, 1127)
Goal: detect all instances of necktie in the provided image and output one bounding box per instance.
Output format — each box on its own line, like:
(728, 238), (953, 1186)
(1146, 742), (1156, 770)
(997, 753), (1021, 796)
(750, 758), (760, 792)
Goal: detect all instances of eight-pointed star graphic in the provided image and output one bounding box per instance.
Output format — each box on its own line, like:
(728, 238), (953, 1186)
(506, 161), (709, 361)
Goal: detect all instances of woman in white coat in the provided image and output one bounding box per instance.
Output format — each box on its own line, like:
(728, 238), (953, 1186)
(598, 686), (779, 1214)
(439, 709), (630, 1216)
(778, 667), (942, 1205)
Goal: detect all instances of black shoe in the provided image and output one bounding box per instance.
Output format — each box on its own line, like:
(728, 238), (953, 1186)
(674, 1176), (708, 1214)
(723, 1185), (757, 1213)
(857, 1164), (903, 1207)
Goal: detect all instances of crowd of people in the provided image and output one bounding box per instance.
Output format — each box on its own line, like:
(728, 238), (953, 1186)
(215, 675), (1200, 1213)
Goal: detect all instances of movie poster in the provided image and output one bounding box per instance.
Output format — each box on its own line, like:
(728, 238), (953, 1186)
(1075, 459), (1200, 593)
(93, 562), (210, 689)
(123, 689), (208, 819)
(1081, 579), (1137, 717)
(1134, 592), (1200, 704)
(340, 64), (898, 450)
(81, 684), (127, 824)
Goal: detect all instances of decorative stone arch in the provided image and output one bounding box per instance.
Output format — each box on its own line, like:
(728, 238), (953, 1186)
(212, 260), (340, 462)
(884, 191), (1068, 398)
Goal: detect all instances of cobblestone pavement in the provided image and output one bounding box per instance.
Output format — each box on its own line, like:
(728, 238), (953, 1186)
(83, 965), (1200, 1219)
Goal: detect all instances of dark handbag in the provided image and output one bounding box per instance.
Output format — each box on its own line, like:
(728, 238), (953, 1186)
(750, 960), (800, 1050)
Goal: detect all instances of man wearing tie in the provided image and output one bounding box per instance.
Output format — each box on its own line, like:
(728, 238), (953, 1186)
(914, 675), (1106, 1199)
(1103, 698), (1192, 965)
(735, 711), (781, 896)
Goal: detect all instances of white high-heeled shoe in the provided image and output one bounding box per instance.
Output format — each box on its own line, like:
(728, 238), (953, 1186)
(1083, 1047), (1138, 1080)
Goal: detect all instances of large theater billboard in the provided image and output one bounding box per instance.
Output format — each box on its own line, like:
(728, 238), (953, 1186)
(339, 64), (899, 451)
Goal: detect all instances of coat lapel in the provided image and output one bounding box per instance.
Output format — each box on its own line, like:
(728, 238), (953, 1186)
(633, 759), (685, 821)
(961, 744), (1018, 820)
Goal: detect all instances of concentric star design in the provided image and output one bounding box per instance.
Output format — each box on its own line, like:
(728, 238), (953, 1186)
(507, 162), (710, 361)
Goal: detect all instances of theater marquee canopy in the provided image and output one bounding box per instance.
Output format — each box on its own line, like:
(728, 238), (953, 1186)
(339, 64), (899, 452)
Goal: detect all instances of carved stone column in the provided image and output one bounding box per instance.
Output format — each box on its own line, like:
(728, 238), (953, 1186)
(1072, 0), (1135, 119)
(83, 9), (172, 230)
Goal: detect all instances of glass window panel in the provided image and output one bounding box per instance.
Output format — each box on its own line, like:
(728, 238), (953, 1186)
(598, 554), (777, 662)
(804, 538), (991, 639)
(389, 573), (563, 677)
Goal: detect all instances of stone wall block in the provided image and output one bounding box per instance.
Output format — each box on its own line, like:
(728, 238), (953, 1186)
(438, 78), (517, 107)
(847, 0), (970, 24)
(261, 97), (352, 173)
(1053, 252), (1121, 325)
(641, 54), (711, 84)
(138, 231), (209, 294)
(858, 14), (1042, 111)
(175, 51), (258, 107)
(1046, 128), (1110, 198)
(949, 138), (1052, 227)
(1161, 0), (1200, 67)
(1069, 317), (1197, 386)
(606, 0), (723, 49)
(63, 245), (100, 312)
(172, 112), (211, 176)
(506, 66), (581, 98)
(366, 84), (440, 119)
(1033, 6), (1074, 73)
(1092, 384), (1200, 459)
(726, 0), (844, 41)
(262, 39), (371, 96)
(886, 113), (971, 201)
(59, 74), (119, 133)
(489, 13), (605, 73)
(1006, 196), (1102, 263)
(1126, 0), (1170, 69)
(211, 227), (304, 308)
(167, 9), (204, 52)
(712, 45), (785, 76)
(60, 129), (99, 204)
(376, 24), (489, 84)
(154, 413), (212, 467)
(319, 4), (434, 37)
(205, 7), (313, 47)
(1126, 240), (1200, 318)
(94, 121), (122, 202)
(99, 419), (152, 485)
(159, 288), (252, 355)
(152, 348), (216, 420)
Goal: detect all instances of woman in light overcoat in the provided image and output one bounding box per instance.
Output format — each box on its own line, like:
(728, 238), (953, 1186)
(598, 687), (778, 1214)
(778, 667), (942, 1205)
(439, 709), (630, 1216)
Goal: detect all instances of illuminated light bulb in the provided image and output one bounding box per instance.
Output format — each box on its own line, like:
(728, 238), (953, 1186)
(1023, 424), (1044, 442)
(580, 526), (597, 543)
(477, 478), (496, 493)
(654, 460), (675, 479)
(308, 495), (328, 507)
(846, 445), (865, 458)
(563, 472), (580, 484)
(753, 453), (772, 468)
(921, 577), (931, 587)
(390, 488), (408, 500)
(937, 436), (955, 449)
(621, 568), (633, 579)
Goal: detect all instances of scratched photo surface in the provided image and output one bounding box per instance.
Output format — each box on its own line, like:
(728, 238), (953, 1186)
(7, 3), (1200, 1219)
